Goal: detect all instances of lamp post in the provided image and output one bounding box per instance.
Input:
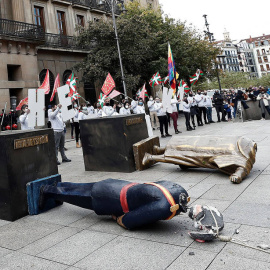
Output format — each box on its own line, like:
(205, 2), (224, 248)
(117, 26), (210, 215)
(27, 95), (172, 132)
(98, 0), (127, 98)
(203, 14), (222, 91)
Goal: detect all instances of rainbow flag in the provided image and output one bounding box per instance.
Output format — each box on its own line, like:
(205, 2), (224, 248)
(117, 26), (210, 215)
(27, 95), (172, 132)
(168, 43), (177, 92)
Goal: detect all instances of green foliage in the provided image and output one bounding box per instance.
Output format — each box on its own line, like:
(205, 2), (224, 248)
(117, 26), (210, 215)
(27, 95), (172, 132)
(74, 1), (220, 96)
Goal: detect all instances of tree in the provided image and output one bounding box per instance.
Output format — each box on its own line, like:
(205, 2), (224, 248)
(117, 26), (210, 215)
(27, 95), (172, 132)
(74, 1), (219, 97)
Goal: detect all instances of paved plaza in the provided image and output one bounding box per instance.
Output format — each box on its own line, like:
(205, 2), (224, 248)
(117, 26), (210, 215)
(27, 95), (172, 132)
(0, 115), (270, 270)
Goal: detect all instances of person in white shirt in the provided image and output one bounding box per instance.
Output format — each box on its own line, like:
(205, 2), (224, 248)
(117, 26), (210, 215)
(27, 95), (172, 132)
(102, 99), (116, 116)
(182, 96), (193, 131)
(78, 106), (89, 121)
(170, 98), (181, 134)
(94, 103), (103, 117)
(131, 96), (138, 114)
(147, 96), (159, 130)
(194, 90), (204, 126)
(73, 103), (81, 148)
(203, 90), (215, 123)
(19, 105), (34, 130)
(48, 104), (71, 165)
(155, 97), (171, 138)
(87, 103), (95, 115)
(119, 102), (131, 115)
(187, 92), (198, 129)
(136, 98), (145, 114)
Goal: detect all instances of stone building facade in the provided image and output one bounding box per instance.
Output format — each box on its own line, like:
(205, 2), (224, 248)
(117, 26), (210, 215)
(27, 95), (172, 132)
(0, 0), (160, 112)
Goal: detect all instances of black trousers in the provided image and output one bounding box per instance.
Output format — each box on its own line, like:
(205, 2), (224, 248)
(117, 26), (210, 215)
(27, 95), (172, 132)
(184, 112), (191, 129)
(215, 105), (225, 121)
(74, 122), (80, 142)
(158, 115), (168, 135)
(199, 107), (207, 123)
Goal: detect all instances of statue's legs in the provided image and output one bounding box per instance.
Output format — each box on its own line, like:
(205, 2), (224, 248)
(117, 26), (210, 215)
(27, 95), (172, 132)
(229, 167), (247, 184)
(153, 145), (166, 155)
(41, 182), (95, 210)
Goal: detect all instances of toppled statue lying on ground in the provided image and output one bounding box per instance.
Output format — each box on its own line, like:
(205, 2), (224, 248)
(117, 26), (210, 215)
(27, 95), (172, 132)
(38, 178), (190, 230)
(142, 136), (257, 184)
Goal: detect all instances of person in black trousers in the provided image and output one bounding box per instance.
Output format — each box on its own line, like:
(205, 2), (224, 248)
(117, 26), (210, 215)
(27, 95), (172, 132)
(155, 97), (171, 138)
(213, 90), (226, 122)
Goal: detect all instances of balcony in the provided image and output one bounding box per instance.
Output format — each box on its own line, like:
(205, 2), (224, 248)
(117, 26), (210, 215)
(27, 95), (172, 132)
(40, 33), (90, 51)
(0, 18), (45, 43)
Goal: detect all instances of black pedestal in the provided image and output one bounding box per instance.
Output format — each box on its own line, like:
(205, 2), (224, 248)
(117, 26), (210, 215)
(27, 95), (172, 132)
(0, 129), (58, 221)
(80, 114), (148, 173)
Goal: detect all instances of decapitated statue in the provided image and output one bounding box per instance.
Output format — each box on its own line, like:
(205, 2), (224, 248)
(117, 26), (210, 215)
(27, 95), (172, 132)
(142, 136), (257, 184)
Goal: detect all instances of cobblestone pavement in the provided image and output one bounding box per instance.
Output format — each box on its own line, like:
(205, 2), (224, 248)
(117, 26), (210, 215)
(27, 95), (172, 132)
(0, 114), (270, 270)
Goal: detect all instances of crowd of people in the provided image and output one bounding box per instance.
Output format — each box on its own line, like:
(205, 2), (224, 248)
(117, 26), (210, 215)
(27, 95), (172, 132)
(0, 85), (269, 166)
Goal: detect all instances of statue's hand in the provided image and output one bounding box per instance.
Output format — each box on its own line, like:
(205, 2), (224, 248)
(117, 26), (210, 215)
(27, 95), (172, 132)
(230, 174), (242, 184)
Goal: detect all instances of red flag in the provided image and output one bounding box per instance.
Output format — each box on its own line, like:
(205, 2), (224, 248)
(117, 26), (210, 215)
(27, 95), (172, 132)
(108, 90), (121, 99)
(16, 97), (28, 111)
(50, 74), (60, 102)
(139, 84), (146, 101)
(101, 73), (115, 95)
(38, 69), (50, 94)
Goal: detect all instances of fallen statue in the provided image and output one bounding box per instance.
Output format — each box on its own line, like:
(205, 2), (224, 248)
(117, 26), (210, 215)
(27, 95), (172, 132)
(142, 136), (257, 184)
(37, 178), (190, 230)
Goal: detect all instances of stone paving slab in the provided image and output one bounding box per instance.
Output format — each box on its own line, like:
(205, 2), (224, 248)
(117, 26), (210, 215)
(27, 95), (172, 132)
(167, 247), (217, 270)
(74, 236), (185, 270)
(0, 247), (12, 258)
(38, 230), (117, 266)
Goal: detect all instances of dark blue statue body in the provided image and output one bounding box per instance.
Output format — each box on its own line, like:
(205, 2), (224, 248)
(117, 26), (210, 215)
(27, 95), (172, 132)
(42, 179), (189, 229)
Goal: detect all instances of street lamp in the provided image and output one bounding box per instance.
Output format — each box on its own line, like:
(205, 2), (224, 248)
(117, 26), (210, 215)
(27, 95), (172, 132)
(98, 0), (127, 98)
(203, 14), (222, 91)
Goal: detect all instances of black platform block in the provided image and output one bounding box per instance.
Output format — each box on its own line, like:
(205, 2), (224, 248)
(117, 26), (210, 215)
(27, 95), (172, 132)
(80, 114), (148, 173)
(0, 129), (58, 221)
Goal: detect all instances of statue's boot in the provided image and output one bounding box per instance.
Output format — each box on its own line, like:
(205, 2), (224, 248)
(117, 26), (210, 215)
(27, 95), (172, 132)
(142, 153), (153, 166)
(153, 145), (165, 155)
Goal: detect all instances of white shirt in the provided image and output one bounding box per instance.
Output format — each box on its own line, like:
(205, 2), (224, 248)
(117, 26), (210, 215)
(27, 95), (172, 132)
(171, 98), (179, 113)
(136, 105), (145, 114)
(78, 111), (88, 121)
(48, 108), (64, 132)
(188, 96), (197, 107)
(147, 100), (156, 112)
(19, 113), (34, 130)
(73, 109), (79, 122)
(103, 106), (115, 116)
(195, 93), (204, 107)
(156, 103), (166, 116)
(119, 107), (131, 115)
(131, 100), (138, 114)
(204, 95), (213, 107)
(87, 106), (95, 114)
(183, 102), (191, 112)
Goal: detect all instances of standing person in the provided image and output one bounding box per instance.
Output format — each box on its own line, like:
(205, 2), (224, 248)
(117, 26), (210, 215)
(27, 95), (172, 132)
(119, 101), (131, 115)
(19, 105), (34, 130)
(204, 91), (215, 123)
(48, 104), (71, 165)
(103, 98), (116, 116)
(78, 105), (89, 120)
(147, 96), (159, 130)
(201, 91), (209, 124)
(73, 103), (80, 148)
(182, 97), (193, 131)
(131, 95), (138, 114)
(257, 89), (270, 120)
(170, 98), (181, 134)
(87, 103), (95, 115)
(155, 97), (171, 138)
(194, 90), (204, 126)
(187, 92), (197, 129)
(233, 90), (249, 118)
(213, 90), (226, 122)
(136, 98), (145, 114)
(94, 103), (103, 117)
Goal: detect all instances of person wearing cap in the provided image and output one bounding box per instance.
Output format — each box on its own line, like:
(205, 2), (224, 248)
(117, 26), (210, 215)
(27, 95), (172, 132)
(39, 178), (189, 230)
(48, 104), (71, 165)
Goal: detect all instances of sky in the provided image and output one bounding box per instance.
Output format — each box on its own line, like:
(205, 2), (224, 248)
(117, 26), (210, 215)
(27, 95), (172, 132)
(159, 0), (270, 41)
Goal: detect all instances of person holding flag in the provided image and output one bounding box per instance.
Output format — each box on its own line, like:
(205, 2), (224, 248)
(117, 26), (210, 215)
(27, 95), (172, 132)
(73, 102), (81, 148)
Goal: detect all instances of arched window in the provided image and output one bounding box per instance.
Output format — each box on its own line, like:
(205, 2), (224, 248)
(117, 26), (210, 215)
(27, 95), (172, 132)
(63, 70), (72, 85)
(39, 69), (55, 107)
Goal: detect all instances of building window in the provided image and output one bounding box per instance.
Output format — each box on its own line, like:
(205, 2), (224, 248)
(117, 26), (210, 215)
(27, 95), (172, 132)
(77, 15), (85, 27)
(262, 49), (266, 54)
(266, 64), (270, 70)
(264, 56), (268, 62)
(34, 6), (45, 31)
(258, 57), (262, 63)
(257, 50), (260, 56)
(93, 17), (100, 22)
(57, 11), (67, 35)
(260, 65), (264, 71)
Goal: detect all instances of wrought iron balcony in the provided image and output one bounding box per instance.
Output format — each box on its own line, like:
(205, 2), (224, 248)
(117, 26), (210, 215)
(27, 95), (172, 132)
(0, 18), (45, 43)
(41, 33), (90, 51)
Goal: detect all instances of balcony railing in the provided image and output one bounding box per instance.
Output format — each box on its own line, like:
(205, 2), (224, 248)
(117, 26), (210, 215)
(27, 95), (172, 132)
(0, 18), (45, 43)
(41, 33), (90, 50)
